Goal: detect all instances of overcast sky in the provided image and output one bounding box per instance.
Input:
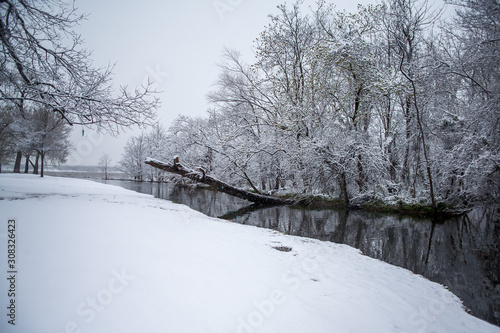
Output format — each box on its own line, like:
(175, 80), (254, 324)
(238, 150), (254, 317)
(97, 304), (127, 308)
(67, 0), (377, 166)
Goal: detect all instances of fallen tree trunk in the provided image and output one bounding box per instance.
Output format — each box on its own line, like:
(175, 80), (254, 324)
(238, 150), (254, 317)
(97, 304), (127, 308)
(145, 157), (295, 206)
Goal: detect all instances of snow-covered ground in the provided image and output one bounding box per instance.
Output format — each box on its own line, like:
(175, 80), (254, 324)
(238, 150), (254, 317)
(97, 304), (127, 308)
(0, 174), (498, 333)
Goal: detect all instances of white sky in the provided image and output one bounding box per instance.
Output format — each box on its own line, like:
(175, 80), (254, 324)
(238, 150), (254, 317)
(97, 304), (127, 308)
(67, 0), (377, 166)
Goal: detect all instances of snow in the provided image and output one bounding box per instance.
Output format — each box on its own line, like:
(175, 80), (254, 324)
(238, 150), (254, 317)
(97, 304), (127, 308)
(0, 174), (498, 333)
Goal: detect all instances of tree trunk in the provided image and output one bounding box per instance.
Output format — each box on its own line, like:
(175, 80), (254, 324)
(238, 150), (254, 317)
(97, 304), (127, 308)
(339, 172), (349, 206)
(399, 59), (436, 211)
(33, 153), (39, 175)
(13, 151), (22, 173)
(24, 154), (30, 173)
(356, 155), (364, 193)
(401, 97), (412, 187)
(145, 157), (295, 206)
(40, 152), (45, 177)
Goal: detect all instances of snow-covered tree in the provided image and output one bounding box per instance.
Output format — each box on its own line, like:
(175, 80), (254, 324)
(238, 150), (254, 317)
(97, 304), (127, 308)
(121, 134), (147, 181)
(8, 106), (72, 177)
(0, 106), (15, 172)
(437, 0), (500, 202)
(142, 0), (499, 208)
(120, 124), (171, 182)
(0, 0), (159, 132)
(98, 154), (112, 180)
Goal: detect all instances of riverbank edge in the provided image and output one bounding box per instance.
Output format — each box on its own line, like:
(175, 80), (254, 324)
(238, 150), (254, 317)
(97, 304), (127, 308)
(164, 181), (470, 220)
(39, 172), (471, 220)
(271, 193), (470, 220)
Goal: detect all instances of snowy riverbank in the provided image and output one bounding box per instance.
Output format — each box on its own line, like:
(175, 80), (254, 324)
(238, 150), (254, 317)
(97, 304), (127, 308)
(0, 174), (498, 333)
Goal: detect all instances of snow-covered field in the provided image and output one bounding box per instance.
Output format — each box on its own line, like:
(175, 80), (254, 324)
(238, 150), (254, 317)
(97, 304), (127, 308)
(0, 174), (498, 333)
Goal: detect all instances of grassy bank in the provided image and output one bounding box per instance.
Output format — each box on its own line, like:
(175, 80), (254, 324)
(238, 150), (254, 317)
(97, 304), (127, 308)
(275, 193), (468, 220)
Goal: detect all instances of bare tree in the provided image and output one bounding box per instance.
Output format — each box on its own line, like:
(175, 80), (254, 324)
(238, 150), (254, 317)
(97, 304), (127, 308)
(7, 105), (72, 177)
(0, 0), (159, 133)
(98, 154), (112, 180)
(0, 106), (15, 172)
(120, 134), (147, 181)
(438, 0), (500, 202)
(30, 107), (71, 177)
(385, 0), (442, 210)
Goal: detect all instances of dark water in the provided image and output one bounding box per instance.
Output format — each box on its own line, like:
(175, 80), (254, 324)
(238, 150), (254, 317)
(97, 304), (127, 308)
(106, 179), (500, 327)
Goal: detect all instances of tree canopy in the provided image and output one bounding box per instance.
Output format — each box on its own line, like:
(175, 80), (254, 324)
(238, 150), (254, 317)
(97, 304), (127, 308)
(0, 0), (160, 175)
(0, 0), (159, 133)
(131, 0), (499, 207)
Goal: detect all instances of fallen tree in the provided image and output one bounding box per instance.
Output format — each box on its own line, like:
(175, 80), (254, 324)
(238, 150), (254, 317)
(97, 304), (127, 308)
(144, 157), (468, 218)
(144, 157), (295, 206)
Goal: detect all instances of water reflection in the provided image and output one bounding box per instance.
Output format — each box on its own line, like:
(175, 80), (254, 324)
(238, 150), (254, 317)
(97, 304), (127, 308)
(106, 180), (500, 327)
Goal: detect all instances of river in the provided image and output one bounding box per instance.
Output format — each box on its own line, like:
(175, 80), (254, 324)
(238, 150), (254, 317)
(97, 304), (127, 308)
(105, 179), (500, 327)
